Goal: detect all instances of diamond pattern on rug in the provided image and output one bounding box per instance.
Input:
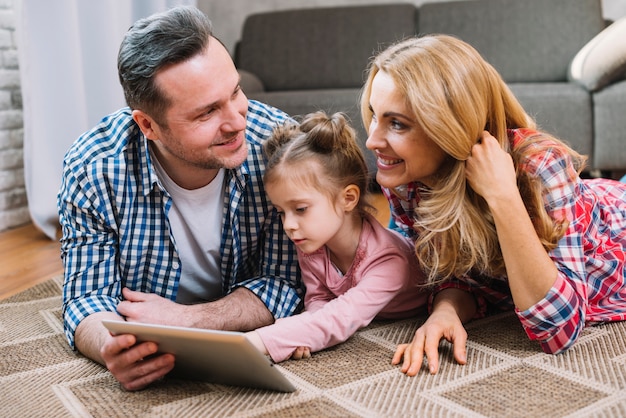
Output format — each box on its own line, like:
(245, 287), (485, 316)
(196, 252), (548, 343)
(67, 375), (217, 418)
(438, 363), (608, 417)
(465, 313), (543, 357)
(280, 336), (395, 389)
(253, 398), (362, 418)
(0, 334), (73, 375)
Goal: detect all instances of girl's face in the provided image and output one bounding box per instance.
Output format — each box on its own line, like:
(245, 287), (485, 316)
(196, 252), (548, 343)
(266, 173), (349, 255)
(365, 71), (449, 189)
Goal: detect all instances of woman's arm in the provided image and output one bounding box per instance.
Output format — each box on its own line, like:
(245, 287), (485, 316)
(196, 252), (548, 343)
(466, 132), (589, 354)
(465, 133), (559, 311)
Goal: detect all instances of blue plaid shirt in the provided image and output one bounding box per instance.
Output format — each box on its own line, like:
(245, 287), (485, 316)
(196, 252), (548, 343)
(58, 100), (303, 349)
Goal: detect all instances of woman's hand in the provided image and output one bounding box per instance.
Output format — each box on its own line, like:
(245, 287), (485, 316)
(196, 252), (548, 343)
(465, 131), (518, 204)
(392, 307), (467, 375)
(392, 288), (475, 375)
(466, 132), (559, 311)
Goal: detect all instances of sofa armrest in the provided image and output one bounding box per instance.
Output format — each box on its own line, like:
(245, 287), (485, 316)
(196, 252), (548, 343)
(238, 69), (265, 94)
(568, 16), (626, 92)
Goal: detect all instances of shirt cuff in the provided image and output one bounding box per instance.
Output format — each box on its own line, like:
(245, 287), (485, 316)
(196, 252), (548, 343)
(236, 277), (303, 319)
(63, 295), (119, 350)
(430, 280), (487, 319)
(515, 276), (583, 353)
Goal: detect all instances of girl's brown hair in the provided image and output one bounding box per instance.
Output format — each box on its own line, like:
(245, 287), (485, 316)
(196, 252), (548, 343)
(264, 111), (374, 216)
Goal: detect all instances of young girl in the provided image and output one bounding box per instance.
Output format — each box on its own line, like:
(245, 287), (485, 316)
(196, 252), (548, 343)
(359, 34), (626, 375)
(246, 111), (428, 362)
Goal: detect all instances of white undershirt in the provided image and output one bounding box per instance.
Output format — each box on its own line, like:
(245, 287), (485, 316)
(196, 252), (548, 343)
(150, 149), (225, 304)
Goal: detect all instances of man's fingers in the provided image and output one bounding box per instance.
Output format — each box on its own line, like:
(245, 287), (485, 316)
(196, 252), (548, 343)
(121, 353), (175, 391)
(121, 287), (147, 302)
(101, 333), (137, 361)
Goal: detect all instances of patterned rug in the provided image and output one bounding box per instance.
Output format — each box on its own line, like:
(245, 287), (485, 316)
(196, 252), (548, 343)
(1, 276), (625, 417)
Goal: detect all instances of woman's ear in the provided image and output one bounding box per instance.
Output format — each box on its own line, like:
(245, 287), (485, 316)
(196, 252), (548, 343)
(341, 184), (360, 212)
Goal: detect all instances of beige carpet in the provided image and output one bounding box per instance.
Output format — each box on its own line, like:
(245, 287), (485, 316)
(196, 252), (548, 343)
(1, 276), (625, 417)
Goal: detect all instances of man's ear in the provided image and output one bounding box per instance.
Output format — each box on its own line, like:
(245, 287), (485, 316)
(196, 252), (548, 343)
(132, 109), (159, 140)
(342, 184), (360, 212)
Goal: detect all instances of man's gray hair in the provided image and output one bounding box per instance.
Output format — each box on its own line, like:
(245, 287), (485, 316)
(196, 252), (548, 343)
(117, 6), (213, 124)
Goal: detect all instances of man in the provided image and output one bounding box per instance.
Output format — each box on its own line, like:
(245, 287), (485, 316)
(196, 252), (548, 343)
(58, 6), (302, 391)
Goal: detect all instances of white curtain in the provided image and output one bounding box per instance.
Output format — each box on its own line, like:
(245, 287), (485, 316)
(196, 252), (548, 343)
(16, 0), (196, 240)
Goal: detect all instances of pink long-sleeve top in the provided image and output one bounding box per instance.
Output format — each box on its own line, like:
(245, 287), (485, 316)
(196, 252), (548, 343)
(255, 214), (429, 362)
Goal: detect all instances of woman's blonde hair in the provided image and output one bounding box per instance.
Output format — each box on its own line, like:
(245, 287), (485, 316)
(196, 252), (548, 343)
(360, 34), (586, 285)
(264, 111), (374, 216)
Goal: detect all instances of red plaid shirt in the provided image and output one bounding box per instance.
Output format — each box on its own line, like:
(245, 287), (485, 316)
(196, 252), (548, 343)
(383, 128), (626, 354)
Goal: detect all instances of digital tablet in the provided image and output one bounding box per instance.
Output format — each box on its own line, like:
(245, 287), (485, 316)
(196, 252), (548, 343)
(101, 320), (296, 392)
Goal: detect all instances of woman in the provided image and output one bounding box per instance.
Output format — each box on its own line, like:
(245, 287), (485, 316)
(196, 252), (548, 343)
(360, 34), (626, 376)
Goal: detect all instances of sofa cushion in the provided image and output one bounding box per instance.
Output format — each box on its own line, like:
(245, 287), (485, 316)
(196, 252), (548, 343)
(592, 80), (626, 170)
(237, 4), (416, 91)
(418, 0), (605, 82)
(509, 83), (593, 158)
(238, 69), (264, 94)
(568, 16), (626, 92)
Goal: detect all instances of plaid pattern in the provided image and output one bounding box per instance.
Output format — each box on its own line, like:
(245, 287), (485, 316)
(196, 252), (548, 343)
(58, 100), (303, 349)
(382, 128), (626, 354)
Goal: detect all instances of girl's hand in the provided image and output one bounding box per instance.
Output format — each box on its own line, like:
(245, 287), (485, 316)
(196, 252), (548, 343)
(465, 131), (517, 204)
(289, 346), (311, 360)
(392, 304), (468, 375)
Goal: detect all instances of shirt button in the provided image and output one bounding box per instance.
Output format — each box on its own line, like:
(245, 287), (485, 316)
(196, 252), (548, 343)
(172, 261), (180, 270)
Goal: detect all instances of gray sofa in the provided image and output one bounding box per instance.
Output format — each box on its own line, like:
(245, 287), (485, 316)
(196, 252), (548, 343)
(235, 0), (626, 178)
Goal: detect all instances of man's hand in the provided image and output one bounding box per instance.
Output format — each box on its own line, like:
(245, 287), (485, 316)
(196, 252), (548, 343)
(101, 332), (175, 391)
(117, 288), (188, 326)
(118, 287), (274, 331)
(76, 287), (276, 390)
(75, 312), (175, 391)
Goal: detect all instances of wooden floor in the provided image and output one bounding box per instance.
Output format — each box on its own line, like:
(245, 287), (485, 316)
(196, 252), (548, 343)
(0, 223), (63, 299)
(0, 193), (390, 300)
